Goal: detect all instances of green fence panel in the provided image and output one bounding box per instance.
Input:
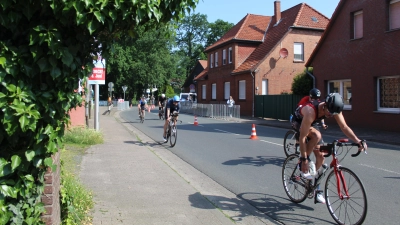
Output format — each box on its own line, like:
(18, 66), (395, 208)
(254, 94), (303, 120)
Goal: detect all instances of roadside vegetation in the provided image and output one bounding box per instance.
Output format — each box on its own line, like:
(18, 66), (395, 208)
(60, 127), (103, 224)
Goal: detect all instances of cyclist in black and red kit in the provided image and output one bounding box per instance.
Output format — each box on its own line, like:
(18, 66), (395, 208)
(293, 93), (367, 204)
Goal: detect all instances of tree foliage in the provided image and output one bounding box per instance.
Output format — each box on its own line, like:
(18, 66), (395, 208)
(291, 68), (314, 96)
(205, 19), (235, 48)
(0, 0), (198, 223)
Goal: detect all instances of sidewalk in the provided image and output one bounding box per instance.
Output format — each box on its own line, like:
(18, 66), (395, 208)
(80, 108), (279, 225)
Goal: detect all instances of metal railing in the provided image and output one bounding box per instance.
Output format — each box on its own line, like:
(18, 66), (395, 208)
(179, 102), (240, 121)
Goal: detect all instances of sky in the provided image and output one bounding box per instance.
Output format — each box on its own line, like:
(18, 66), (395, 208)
(194, 0), (341, 24)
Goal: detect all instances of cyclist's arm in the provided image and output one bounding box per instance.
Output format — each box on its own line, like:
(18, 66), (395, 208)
(333, 113), (365, 149)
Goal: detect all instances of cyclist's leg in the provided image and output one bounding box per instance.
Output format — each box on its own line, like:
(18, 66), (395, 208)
(311, 125), (325, 170)
(163, 108), (169, 137)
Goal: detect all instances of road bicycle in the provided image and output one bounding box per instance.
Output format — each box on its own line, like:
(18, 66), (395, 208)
(165, 112), (181, 147)
(159, 107), (165, 120)
(282, 139), (367, 225)
(139, 109), (146, 123)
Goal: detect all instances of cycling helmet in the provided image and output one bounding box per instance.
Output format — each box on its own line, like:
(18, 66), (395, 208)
(325, 93), (344, 114)
(173, 95), (180, 102)
(309, 88), (321, 99)
(161, 94), (165, 98)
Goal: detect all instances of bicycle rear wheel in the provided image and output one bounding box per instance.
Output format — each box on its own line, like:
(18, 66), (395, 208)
(169, 125), (177, 147)
(282, 154), (309, 203)
(325, 167), (367, 225)
(283, 130), (298, 157)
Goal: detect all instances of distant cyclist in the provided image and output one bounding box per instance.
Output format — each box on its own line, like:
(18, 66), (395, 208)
(163, 95), (180, 142)
(138, 96), (147, 119)
(158, 94), (167, 118)
(295, 93), (367, 204)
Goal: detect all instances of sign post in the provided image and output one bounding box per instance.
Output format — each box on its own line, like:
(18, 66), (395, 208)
(122, 85), (127, 100)
(89, 57), (106, 131)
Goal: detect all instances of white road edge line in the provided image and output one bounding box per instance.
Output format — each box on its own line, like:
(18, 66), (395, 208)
(260, 140), (283, 146)
(359, 164), (400, 175)
(214, 129), (239, 135)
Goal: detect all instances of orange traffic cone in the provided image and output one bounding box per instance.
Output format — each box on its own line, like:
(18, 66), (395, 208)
(250, 124), (258, 140)
(194, 115), (198, 126)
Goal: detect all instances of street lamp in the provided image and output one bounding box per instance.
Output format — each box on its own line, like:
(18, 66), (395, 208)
(122, 85), (127, 100)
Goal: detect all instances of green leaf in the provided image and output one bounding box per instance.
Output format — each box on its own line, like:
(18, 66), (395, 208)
(0, 57), (5, 66)
(6, 84), (16, 92)
(50, 67), (61, 78)
(19, 115), (29, 132)
(44, 157), (53, 168)
(94, 11), (104, 23)
(0, 185), (17, 198)
(61, 50), (73, 66)
(25, 150), (36, 161)
(11, 155), (21, 171)
(0, 158), (7, 171)
(37, 57), (50, 73)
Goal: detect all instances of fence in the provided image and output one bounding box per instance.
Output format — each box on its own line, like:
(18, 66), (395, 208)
(254, 94), (303, 120)
(179, 102), (240, 121)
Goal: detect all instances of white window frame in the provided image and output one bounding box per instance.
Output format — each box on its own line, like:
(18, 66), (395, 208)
(327, 79), (352, 110)
(210, 54), (213, 68)
(228, 47), (232, 64)
(353, 11), (363, 39)
(215, 52), (218, 67)
(390, 0), (400, 30)
(239, 80), (246, 100)
(377, 76), (400, 113)
(212, 83), (216, 99)
(224, 82), (230, 99)
(294, 42), (304, 61)
(262, 80), (268, 95)
(202, 85), (206, 99)
(222, 49), (226, 65)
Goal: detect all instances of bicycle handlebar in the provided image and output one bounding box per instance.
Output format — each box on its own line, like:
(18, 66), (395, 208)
(320, 139), (367, 158)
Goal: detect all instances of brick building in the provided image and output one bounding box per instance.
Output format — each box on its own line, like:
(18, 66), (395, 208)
(195, 1), (329, 116)
(306, 0), (400, 131)
(182, 60), (207, 93)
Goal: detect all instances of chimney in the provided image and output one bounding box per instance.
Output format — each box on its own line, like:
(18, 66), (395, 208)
(274, 1), (281, 24)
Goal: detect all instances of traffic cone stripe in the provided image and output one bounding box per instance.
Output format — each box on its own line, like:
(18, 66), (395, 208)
(194, 115), (198, 126)
(250, 124), (258, 140)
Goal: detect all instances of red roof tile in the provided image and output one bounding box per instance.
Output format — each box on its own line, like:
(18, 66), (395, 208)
(232, 3), (329, 74)
(194, 67), (208, 81)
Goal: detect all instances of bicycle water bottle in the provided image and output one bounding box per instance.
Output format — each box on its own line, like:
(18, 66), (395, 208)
(309, 160), (316, 176)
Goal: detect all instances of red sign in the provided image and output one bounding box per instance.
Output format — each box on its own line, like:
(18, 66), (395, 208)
(89, 58), (106, 85)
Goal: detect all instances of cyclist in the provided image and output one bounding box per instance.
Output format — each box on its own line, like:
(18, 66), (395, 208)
(158, 93), (167, 118)
(295, 93), (367, 204)
(138, 96), (147, 119)
(163, 95), (181, 142)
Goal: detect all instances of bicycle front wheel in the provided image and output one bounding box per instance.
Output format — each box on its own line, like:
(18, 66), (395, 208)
(325, 167), (367, 225)
(283, 130), (298, 157)
(169, 125), (177, 147)
(282, 154), (309, 203)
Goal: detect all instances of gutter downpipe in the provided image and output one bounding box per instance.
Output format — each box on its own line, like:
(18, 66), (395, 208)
(306, 67), (315, 88)
(251, 69), (258, 117)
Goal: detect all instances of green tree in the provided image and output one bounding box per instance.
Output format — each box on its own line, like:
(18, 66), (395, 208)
(205, 19), (235, 48)
(0, 0), (198, 223)
(291, 68), (314, 96)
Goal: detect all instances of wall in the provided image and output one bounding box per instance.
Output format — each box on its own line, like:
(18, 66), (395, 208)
(311, 0), (400, 131)
(41, 151), (61, 225)
(69, 101), (86, 127)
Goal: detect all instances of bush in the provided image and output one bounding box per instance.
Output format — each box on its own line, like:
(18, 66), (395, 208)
(291, 68), (314, 96)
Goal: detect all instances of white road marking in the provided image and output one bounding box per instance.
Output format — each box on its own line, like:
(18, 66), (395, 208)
(260, 140), (283, 146)
(214, 129), (239, 135)
(359, 164), (400, 175)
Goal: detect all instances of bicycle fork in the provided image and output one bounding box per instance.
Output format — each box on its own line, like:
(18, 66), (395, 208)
(333, 165), (350, 200)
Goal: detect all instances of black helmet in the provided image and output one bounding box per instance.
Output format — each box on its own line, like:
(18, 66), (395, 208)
(309, 88), (321, 99)
(325, 93), (344, 114)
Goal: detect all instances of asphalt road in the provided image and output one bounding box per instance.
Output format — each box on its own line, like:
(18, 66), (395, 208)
(120, 108), (400, 225)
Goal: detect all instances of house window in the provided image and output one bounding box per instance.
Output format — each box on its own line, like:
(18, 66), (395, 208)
(328, 80), (352, 110)
(353, 11), (363, 39)
(389, 0), (400, 30)
(262, 80), (268, 95)
(228, 47), (232, 64)
(202, 85), (206, 99)
(377, 76), (400, 112)
(224, 82), (230, 99)
(223, 49), (226, 65)
(294, 42), (304, 61)
(212, 83), (216, 99)
(215, 52), (218, 67)
(210, 54), (213, 68)
(239, 80), (246, 100)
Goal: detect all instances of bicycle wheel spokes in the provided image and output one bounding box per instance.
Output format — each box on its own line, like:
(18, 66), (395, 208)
(283, 130), (298, 157)
(169, 125), (177, 147)
(325, 167), (367, 225)
(282, 154), (308, 203)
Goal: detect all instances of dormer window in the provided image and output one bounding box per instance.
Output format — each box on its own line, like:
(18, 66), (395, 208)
(311, 17), (318, 23)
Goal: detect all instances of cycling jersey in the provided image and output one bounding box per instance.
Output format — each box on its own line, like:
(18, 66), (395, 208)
(165, 98), (180, 115)
(293, 99), (324, 124)
(159, 97), (167, 108)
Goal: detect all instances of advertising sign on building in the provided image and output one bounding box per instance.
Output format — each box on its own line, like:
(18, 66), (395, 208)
(89, 57), (106, 85)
